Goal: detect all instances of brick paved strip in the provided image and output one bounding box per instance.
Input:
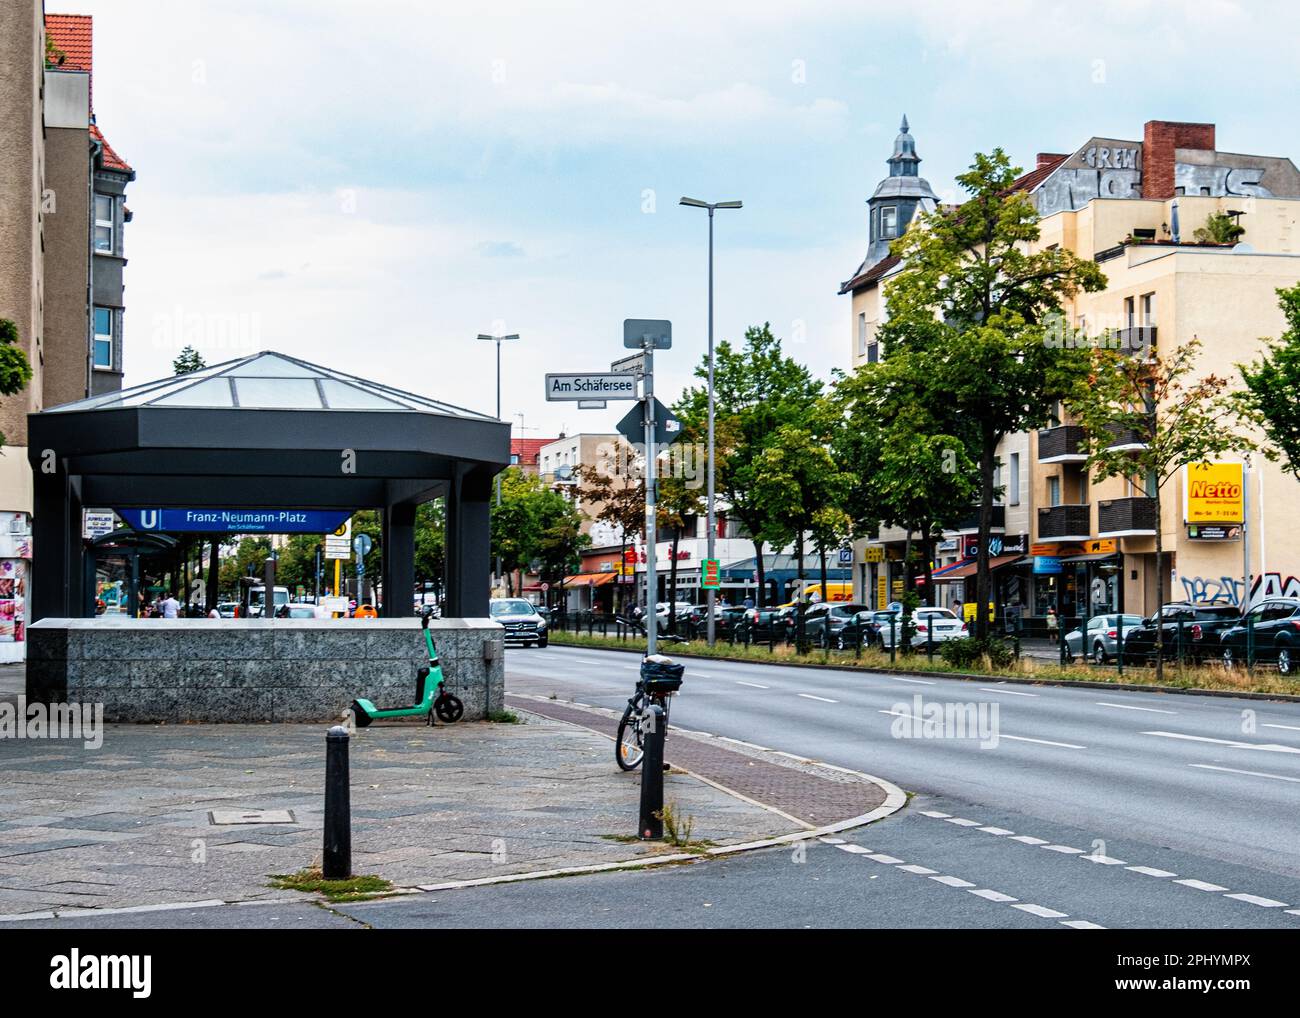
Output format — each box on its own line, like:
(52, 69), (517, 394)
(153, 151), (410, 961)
(506, 695), (886, 827)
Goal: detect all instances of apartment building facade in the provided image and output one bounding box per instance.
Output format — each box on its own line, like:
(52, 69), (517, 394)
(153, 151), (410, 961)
(0, 7), (135, 660)
(841, 116), (1300, 622)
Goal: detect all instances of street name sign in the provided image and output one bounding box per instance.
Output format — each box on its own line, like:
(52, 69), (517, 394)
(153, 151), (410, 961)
(611, 352), (646, 376)
(545, 373), (638, 401)
(623, 319), (672, 350)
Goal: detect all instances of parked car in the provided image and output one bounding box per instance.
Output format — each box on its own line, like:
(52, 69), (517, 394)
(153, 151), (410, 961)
(282, 604), (317, 619)
(801, 602), (870, 647)
(877, 607), (969, 650)
(1218, 598), (1300, 675)
(1120, 602), (1242, 665)
(1063, 613), (1145, 664)
(849, 608), (904, 648)
(489, 597), (549, 647)
(215, 601), (239, 618)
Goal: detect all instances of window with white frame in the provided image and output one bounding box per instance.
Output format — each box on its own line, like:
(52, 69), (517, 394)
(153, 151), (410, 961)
(94, 194), (114, 254)
(1048, 475), (1061, 507)
(1141, 291), (1156, 326)
(93, 307), (113, 368)
(880, 206), (898, 239)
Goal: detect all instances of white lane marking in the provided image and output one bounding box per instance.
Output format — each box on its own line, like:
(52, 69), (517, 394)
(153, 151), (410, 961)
(999, 734), (1087, 750)
(691, 672), (712, 677)
(798, 693), (838, 703)
(1062, 920), (1106, 930)
(1191, 764), (1300, 784)
(980, 687), (1038, 697)
(1081, 855), (1127, 866)
(819, 837), (845, 845)
(1225, 893), (1289, 908)
(898, 864), (938, 875)
(1286, 909), (1300, 916)
(919, 810), (952, 819)
(735, 681), (769, 689)
(979, 827), (1014, 836)
(1042, 845), (1085, 855)
(1175, 879), (1228, 892)
(1014, 903), (1069, 919)
(1263, 722), (1300, 732)
(1096, 702), (1176, 714)
(836, 844), (873, 855)
(1144, 731), (1300, 754)
(1127, 866), (1177, 878)
(945, 818), (983, 827)
(931, 875), (976, 888)
(886, 676), (936, 685)
(1010, 836), (1049, 845)
(865, 853), (904, 864)
(969, 889), (1018, 903)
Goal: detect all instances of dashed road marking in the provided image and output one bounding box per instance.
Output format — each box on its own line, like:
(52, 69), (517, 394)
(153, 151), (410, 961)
(1010, 835), (1049, 845)
(999, 734), (1086, 749)
(969, 888), (1018, 903)
(836, 844), (873, 855)
(945, 818), (984, 827)
(735, 681), (769, 689)
(1127, 866), (1177, 878)
(980, 687), (1038, 697)
(931, 875), (976, 888)
(979, 826), (1014, 836)
(919, 810), (952, 819)
(1062, 920), (1106, 930)
(1224, 893), (1289, 908)
(1175, 879), (1228, 892)
(1263, 722), (1300, 732)
(885, 676), (936, 685)
(1096, 702), (1176, 714)
(1191, 763), (1300, 784)
(865, 853), (904, 864)
(797, 693), (838, 703)
(898, 864), (938, 875)
(1081, 855), (1127, 866)
(1014, 903), (1069, 919)
(1042, 845), (1085, 855)
(1145, 731), (1300, 754)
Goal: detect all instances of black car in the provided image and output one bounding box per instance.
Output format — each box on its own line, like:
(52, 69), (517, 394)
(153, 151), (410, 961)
(1218, 598), (1300, 675)
(1120, 602), (1242, 665)
(801, 602), (870, 647)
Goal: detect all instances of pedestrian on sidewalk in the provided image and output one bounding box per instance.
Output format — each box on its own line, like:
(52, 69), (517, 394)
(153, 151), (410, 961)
(1046, 606), (1059, 643)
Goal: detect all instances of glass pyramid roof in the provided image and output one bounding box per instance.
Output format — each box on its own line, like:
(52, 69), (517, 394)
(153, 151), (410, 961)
(47, 351), (497, 419)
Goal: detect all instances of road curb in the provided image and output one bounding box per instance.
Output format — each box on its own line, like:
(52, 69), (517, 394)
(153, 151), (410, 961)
(546, 637), (1300, 703)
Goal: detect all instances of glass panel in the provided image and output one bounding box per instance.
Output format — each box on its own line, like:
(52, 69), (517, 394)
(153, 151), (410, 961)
(233, 377), (323, 408)
(94, 307), (111, 337)
(318, 379), (407, 409)
(93, 337), (112, 368)
(222, 353), (322, 378)
(155, 377), (236, 407)
(95, 194), (112, 222)
(94, 225), (112, 252)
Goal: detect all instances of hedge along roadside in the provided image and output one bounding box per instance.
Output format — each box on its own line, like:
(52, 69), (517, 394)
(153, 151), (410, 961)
(546, 631), (1300, 702)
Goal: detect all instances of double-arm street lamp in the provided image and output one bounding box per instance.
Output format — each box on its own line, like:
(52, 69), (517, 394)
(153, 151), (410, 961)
(679, 197), (741, 646)
(477, 332), (520, 592)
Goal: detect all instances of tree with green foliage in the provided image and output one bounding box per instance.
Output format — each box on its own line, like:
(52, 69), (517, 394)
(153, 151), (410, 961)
(1239, 285), (1300, 480)
(414, 500), (446, 596)
(1071, 337), (1250, 684)
(491, 468), (586, 596)
(878, 149), (1106, 636)
(0, 318), (35, 447)
(676, 323), (823, 607)
(750, 424), (852, 646)
(657, 469), (704, 631)
(218, 536), (272, 593)
(172, 345), (206, 375)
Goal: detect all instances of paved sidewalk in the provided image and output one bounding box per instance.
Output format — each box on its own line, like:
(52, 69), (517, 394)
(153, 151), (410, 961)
(0, 713), (788, 917)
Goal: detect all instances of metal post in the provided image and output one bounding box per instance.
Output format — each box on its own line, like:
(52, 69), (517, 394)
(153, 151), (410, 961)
(1243, 453), (1253, 620)
(705, 208), (717, 648)
(638, 704), (666, 839)
(889, 616), (897, 664)
(263, 556), (276, 621)
(495, 339), (502, 592)
(1116, 617), (1124, 676)
(1177, 617), (1185, 669)
(323, 725), (351, 879)
(644, 340), (658, 658)
(926, 616), (934, 662)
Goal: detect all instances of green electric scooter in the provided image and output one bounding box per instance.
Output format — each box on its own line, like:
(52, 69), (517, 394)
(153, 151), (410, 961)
(350, 610), (464, 727)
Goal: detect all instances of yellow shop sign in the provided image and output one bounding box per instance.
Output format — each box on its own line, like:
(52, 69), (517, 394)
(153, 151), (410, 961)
(1185, 462), (1244, 524)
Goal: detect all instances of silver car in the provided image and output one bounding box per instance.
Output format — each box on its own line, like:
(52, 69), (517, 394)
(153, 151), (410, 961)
(1064, 613), (1144, 664)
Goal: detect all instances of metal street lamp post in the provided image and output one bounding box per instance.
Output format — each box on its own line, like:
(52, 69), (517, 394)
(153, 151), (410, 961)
(477, 332), (520, 593)
(679, 197), (741, 645)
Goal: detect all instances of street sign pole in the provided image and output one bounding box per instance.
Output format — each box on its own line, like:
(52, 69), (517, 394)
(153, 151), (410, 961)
(643, 337), (657, 658)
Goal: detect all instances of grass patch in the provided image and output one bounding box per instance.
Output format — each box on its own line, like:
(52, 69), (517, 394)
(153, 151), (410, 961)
(269, 868), (395, 903)
(487, 709), (522, 724)
(548, 631), (1298, 697)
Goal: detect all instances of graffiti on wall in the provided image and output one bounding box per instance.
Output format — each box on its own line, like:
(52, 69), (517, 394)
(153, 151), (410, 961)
(1180, 572), (1300, 608)
(1174, 163), (1272, 199)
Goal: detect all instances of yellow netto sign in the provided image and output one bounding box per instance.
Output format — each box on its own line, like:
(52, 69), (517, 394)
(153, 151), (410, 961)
(1185, 462), (1244, 524)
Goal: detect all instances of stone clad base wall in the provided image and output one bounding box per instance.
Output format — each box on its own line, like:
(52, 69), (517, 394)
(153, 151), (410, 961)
(26, 618), (504, 723)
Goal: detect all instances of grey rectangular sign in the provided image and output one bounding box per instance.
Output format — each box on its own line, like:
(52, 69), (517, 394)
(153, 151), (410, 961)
(577, 399), (607, 410)
(545, 373), (638, 401)
(623, 319), (672, 350)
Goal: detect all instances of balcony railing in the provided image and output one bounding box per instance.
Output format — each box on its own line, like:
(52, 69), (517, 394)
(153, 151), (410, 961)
(1037, 504), (1091, 542)
(1104, 423), (1150, 452)
(1097, 496), (1157, 537)
(1037, 425), (1087, 463)
(945, 505), (1006, 535)
(1113, 326), (1156, 356)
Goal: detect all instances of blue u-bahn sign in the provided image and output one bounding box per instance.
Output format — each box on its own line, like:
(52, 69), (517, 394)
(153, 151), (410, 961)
(116, 509), (352, 534)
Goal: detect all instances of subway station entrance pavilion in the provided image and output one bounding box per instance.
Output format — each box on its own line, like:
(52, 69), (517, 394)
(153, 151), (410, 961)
(26, 351), (509, 621)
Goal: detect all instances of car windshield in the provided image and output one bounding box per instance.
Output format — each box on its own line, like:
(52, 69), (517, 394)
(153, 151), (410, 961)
(919, 608), (957, 620)
(490, 601), (536, 617)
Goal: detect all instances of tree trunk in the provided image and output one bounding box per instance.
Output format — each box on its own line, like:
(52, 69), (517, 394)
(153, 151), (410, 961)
(818, 543), (828, 605)
(903, 531), (914, 593)
(753, 538), (767, 609)
(669, 527), (680, 634)
(975, 427), (997, 640)
(795, 532), (806, 647)
(921, 532), (935, 607)
(206, 537), (220, 611)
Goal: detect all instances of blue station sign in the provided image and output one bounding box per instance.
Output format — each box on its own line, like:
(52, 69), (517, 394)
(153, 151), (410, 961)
(116, 509), (352, 534)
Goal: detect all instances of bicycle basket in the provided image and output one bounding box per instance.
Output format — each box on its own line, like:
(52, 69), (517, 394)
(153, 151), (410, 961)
(640, 655), (685, 693)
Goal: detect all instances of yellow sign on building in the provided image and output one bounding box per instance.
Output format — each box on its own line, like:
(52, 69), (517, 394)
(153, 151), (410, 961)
(1185, 462), (1245, 524)
(862, 545), (885, 563)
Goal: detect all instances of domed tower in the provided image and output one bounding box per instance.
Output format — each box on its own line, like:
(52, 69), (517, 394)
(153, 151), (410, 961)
(861, 115), (938, 270)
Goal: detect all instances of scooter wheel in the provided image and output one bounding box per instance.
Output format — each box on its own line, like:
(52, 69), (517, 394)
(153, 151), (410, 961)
(435, 694), (464, 723)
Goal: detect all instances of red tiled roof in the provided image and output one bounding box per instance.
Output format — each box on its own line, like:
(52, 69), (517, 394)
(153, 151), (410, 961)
(838, 253), (900, 295)
(44, 14), (92, 73)
(89, 122), (133, 174)
(511, 438), (555, 466)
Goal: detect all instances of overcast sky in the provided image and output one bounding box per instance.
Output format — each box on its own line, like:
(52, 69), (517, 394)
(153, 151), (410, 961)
(78, 0), (1300, 438)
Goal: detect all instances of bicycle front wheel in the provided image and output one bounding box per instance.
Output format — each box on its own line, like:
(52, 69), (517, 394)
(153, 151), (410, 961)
(616, 703), (645, 771)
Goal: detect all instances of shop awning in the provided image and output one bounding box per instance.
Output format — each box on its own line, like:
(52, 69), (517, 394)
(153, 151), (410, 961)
(932, 554), (1025, 583)
(562, 572), (618, 586)
(1060, 552), (1121, 564)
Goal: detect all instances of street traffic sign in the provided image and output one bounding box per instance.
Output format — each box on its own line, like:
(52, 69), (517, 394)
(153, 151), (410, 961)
(701, 558), (720, 589)
(615, 397), (683, 448)
(325, 519), (352, 559)
(623, 319), (671, 350)
(353, 532), (372, 559)
(610, 352), (646, 376)
(577, 400), (607, 410)
(545, 373), (638, 401)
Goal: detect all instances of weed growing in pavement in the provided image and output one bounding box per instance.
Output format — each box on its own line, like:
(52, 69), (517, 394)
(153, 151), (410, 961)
(269, 868), (395, 903)
(487, 709), (522, 724)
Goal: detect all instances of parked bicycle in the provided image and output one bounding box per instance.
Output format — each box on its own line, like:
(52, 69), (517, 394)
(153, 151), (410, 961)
(615, 655), (685, 771)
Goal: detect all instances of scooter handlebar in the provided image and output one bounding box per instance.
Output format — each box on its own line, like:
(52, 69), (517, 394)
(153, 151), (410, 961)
(421, 609), (431, 630)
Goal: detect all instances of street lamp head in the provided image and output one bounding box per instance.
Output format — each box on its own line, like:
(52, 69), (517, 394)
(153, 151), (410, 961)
(678, 197), (710, 208)
(476, 333), (521, 342)
(679, 197), (742, 210)
(715, 200), (743, 209)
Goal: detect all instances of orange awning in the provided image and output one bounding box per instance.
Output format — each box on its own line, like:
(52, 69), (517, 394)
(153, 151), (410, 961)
(562, 572), (618, 587)
(931, 554), (1025, 583)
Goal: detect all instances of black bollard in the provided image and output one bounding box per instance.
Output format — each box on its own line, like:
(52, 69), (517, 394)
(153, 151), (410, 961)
(323, 724), (351, 879)
(638, 704), (666, 839)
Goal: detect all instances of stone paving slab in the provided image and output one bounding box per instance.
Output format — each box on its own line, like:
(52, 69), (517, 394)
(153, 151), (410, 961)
(0, 713), (790, 917)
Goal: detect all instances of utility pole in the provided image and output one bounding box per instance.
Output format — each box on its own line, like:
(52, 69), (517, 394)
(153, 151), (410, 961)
(477, 332), (521, 592)
(643, 335), (658, 658)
